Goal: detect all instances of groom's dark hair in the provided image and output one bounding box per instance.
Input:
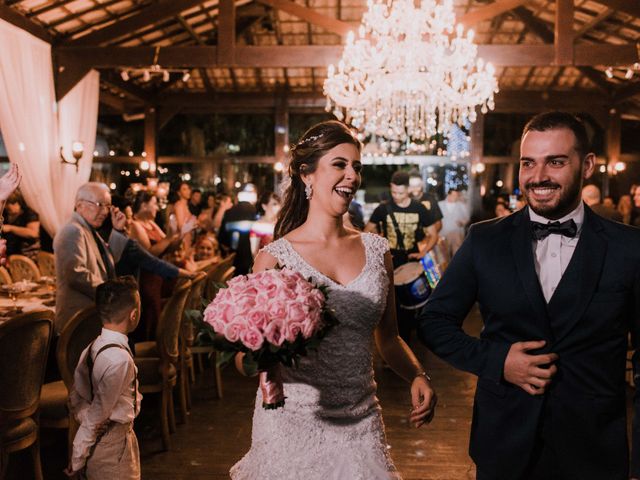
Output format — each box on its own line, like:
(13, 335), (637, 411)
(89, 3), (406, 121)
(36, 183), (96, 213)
(522, 111), (591, 159)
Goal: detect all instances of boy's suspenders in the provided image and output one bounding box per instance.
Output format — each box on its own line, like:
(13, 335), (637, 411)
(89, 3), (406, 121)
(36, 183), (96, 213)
(86, 342), (138, 414)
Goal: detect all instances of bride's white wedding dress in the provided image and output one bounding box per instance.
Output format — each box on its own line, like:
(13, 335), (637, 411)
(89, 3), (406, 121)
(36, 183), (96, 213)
(230, 232), (401, 480)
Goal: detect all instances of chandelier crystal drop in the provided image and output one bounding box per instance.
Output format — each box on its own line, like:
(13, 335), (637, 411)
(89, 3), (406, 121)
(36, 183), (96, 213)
(324, 0), (499, 142)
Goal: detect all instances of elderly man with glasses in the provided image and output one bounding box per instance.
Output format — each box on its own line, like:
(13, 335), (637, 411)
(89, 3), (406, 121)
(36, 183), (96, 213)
(54, 182), (129, 335)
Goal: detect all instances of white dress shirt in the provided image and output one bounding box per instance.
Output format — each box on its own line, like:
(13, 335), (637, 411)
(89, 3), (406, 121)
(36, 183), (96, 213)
(529, 202), (584, 303)
(69, 328), (142, 471)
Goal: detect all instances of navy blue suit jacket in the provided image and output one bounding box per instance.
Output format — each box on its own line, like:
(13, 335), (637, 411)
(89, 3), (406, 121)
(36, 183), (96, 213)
(418, 205), (640, 479)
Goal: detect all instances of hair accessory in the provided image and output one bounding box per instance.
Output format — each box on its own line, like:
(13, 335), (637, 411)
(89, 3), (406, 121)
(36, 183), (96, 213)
(296, 133), (324, 148)
(304, 184), (313, 200)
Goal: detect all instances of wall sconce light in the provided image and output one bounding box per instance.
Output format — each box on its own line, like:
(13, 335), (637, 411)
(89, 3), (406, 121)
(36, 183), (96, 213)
(60, 141), (84, 171)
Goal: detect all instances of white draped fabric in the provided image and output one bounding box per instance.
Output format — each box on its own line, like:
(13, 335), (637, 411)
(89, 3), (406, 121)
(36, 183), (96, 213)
(0, 19), (99, 236)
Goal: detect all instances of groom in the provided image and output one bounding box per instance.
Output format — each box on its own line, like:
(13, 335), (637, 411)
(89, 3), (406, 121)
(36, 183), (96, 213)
(418, 111), (640, 480)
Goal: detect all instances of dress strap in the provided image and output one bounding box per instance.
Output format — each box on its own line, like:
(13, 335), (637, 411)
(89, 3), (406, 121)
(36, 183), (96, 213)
(260, 238), (298, 271)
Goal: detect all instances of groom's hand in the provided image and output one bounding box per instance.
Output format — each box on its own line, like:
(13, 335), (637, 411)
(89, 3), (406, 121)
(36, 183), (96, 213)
(503, 340), (558, 395)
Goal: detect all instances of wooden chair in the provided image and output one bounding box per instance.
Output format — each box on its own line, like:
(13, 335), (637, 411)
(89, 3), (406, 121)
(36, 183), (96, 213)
(204, 252), (236, 301)
(36, 252), (56, 278)
(191, 265), (236, 399)
(0, 266), (12, 285)
(0, 309), (53, 480)
(8, 255), (41, 282)
(39, 307), (101, 454)
(135, 278), (192, 451)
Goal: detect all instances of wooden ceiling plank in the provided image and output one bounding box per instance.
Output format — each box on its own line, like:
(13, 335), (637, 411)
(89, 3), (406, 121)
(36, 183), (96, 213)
(555, 0), (574, 65)
(613, 81), (640, 104)
(256, 0), (351, 36)
(176, 14), (215, 92)
(0, 4), (53, 43)
(459, 0), (533, 27)
(593, 0), (640, 18)
(66, 0), (209, 45)
(47, 0), (129, 28)
(573, 7), (614, 39)
(27, 0), (78, 18)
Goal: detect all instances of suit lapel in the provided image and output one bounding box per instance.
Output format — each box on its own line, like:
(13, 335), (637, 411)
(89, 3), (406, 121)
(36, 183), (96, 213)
(510, 209), (553, 340)
(74, 213), (107, 277)
(553, 207), (607, 345)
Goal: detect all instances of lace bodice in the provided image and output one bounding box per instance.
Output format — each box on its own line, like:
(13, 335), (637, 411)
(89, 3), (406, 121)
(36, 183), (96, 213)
(262, 232), (390, 418)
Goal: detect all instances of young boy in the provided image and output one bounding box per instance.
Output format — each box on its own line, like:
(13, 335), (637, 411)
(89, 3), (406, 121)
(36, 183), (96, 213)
(65, 276), (142, 479)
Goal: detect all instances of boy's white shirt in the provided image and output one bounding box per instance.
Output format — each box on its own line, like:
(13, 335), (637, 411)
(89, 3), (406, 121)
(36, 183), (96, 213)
(69, 328), (142, 472)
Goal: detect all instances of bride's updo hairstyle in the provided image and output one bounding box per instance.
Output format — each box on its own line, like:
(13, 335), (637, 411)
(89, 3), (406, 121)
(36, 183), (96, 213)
(274, 120), (361, 239)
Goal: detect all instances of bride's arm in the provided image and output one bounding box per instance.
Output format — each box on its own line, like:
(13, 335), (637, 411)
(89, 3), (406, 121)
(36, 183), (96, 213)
(234, 250), (279, 376)
(374, 251), (437, 428)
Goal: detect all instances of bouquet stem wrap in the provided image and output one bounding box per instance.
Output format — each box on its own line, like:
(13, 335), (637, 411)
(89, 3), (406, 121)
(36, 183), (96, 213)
(260, 364), (285, 409)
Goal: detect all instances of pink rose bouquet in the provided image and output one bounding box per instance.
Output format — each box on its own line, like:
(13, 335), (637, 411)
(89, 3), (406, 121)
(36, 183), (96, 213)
(202, 268), (336, 409)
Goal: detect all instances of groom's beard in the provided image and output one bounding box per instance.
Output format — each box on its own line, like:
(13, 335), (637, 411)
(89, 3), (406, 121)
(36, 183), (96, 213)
(524, 171), (582, 220)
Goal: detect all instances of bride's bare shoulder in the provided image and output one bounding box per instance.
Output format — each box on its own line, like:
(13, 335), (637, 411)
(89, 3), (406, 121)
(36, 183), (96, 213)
(253, 250), (279, 273)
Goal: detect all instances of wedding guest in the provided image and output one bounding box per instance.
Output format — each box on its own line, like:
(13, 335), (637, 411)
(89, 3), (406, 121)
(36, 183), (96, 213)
(129, 191), (196, 340)
(582, 184), (622, 221)
(211, 193), (233, 235)
(170, 182), (196, 248)
(617, 194), (632, 224)
(193, 233), (221, 270)
(2, 191), (39, 257)
(602, 196), (615, 209)
(408, 171), (443, 232)
(66, 276), (142, 480)
(250, 191), (281, 254)
(219, 186), (258, 275)
(54, 182), (128, 334)
(188, 188), (203, 217)
(633, 185), (640, 226)
(0, 164), (22, 266)
(438, 188), (470, 255)
(494, 200), (510, 218)
(364, 170), (439, 343)
(418, 111), (640, 480)
(197, 192), (217, 233)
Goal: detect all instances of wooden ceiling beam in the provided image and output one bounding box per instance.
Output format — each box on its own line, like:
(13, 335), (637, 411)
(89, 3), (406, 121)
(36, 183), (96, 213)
(55, 43), (640, 68)
(593, 0), (640, 19)
(573, 7), (614, 39)
(27, 0), (81, 18)
(613, 81), (640, 104)
(459, 0), (534, 28)
(513, 6), (612, 94)
(65, 0), (210, 46)
(0, 4), (53, 43)
(256, 0), (352, 36)
(218, 0), (235, 64)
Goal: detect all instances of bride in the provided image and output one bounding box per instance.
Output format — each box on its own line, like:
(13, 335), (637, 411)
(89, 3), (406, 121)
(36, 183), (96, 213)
(230, 121), (437, 480)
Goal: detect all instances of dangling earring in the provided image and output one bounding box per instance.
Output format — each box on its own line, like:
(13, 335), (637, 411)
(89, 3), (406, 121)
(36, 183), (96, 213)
(305, 183), (313, 200)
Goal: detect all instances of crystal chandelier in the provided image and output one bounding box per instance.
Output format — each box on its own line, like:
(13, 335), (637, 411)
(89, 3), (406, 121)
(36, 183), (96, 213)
(324, 0), (499, 142)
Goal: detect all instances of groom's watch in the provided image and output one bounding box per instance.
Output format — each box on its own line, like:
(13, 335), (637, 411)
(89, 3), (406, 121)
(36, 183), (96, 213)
(415, 371), (432, 382)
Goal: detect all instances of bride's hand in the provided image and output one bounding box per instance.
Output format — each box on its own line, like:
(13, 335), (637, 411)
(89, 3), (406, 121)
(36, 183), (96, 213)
(410, 375), (437, 428)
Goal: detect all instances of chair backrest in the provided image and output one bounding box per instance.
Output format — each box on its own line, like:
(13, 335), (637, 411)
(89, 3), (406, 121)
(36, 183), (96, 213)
(204, 252), (236, 300)
(157, 279), (192, 365)
(218, 267), (236, 285)
(8, 254), (41, 282)
(182, 272), (207, 344)
(0, 310), (53, 420)
(36, 251), (56, 278)
(0, 266), (12, 285)
(56, 306), (102, 389)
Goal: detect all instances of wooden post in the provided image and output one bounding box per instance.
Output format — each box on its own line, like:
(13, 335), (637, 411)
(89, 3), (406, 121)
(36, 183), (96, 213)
(218, 0), (236, 65)
(144, 106), (158, 174)
(604, 108), (621, 197)
(469, 112), (485, 216)
(554, 0), (574, 65)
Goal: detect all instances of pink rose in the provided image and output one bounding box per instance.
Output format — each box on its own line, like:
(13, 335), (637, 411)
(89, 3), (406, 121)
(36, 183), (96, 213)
(268, 300), (286, 320)
(223, 319), (245, 343)
(263, 320), (286, 346)
(286, 302), (307, 324)
(240, 326), (264, 351)
(284, 321), (303, 342)
(301, 311), (322, 338)
(247, 309), (269, 330)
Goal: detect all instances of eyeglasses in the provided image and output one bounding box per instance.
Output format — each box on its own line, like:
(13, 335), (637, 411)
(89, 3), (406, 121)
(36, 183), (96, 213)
(79, 199), (112, 210)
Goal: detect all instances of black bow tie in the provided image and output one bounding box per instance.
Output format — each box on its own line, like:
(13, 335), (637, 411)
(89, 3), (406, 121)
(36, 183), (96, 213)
(531, 219), (578, 241)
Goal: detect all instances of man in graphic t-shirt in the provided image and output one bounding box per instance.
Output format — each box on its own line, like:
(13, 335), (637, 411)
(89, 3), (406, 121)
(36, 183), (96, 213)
(365, 171), (439, 342)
